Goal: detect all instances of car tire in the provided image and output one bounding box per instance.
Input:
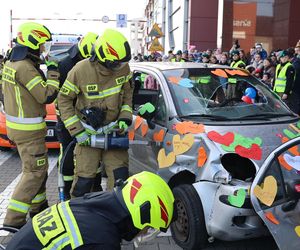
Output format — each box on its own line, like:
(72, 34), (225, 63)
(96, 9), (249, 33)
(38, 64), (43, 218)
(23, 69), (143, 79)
(171, 184), (208, 250)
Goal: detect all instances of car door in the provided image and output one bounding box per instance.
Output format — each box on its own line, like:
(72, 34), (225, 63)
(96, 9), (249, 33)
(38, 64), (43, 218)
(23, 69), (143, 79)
(250, 136), (300, 250)
(129, 69), (169, 172)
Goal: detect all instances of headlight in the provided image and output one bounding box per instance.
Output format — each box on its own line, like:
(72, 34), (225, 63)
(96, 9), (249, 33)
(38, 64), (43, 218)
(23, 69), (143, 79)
(0, 101), (5, 114)
(213, 169), (232, 184)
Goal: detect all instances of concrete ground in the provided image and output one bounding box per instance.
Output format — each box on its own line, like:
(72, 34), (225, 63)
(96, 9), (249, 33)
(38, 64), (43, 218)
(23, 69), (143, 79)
(0, 149), (278, 249)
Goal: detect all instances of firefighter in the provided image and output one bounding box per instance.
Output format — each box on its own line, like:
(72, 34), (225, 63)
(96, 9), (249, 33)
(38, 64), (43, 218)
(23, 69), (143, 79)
(6, 171), (175, 250)
(56, 32), (98, 200)
(57, 29), (133, 196)
(1, 22), (60, 228)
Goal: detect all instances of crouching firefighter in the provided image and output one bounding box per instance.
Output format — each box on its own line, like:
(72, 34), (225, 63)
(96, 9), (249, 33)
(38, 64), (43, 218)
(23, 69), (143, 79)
(55, 32), (98, 200)
(57, 28), (133, 197)
(1, 22), (60, 228)
(5, 171), (175, 250)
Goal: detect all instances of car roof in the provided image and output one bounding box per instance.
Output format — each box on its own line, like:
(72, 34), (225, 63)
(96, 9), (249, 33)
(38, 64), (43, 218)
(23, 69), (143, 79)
(129, 62), (231, 71)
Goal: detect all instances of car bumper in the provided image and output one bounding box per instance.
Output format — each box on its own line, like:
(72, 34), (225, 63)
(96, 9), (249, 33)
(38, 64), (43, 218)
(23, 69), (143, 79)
(193, 181), (269, 241)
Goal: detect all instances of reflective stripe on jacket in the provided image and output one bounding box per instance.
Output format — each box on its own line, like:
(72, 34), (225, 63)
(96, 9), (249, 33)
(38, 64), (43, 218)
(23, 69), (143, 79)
(273, 62), (292, 93)
(57, 59), (133, 137)
(230, 60), (246, 69)
(2, 59), (59, 131)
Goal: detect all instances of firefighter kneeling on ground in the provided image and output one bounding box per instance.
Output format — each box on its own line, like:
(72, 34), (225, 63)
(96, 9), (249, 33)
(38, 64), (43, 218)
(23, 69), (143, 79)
(5, 171), (175, 250)
(2, 22), (60, 229)
(57, 28), (133, 196)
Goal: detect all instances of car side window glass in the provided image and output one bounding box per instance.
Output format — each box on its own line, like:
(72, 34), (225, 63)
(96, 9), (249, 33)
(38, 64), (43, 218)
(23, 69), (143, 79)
(255, 141), (300, 209)
(153, 90), (167, 125)
(132, 71), (160, 112)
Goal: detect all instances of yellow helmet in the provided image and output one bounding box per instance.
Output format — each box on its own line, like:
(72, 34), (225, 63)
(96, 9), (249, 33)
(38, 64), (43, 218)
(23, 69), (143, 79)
(94, 29), (131, 66)
(16, 22), (52, 50)
(78, 32), (98, 58)
(120, 171), (174, 231)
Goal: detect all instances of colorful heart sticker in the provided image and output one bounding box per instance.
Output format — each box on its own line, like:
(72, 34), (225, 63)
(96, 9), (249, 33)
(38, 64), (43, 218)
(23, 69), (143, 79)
(235, 144), (262, 160)
(281, 137), (300, 155)
(278, 155), (292, 171)
(168, 76), (181, 84)
(153, 129), (165, 142)
(157, 148), (176, 168)
(128, 129), (135, 141)
(283, 129), (298, 139)
(141, 123), (149, 137)
(283, 154), (300, 171)
(178, 78), (194, 88)
(265, 212), (280, 225)
(197, 146), (207, 167)
(134, 116), (143, 130)
(207, 131), (234, 146)
(228, 189), (246, 208)
(211, 69), (228, 78)
(253, 175), (277, 206)
(173, 134), (194, 155)
(295, 226), (300, 237)
(139, 102), (155, 115)
(175, 121), (205, 135)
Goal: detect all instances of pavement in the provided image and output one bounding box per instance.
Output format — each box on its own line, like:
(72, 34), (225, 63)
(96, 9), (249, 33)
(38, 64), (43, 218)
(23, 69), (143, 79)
(0, 149), (278, 249)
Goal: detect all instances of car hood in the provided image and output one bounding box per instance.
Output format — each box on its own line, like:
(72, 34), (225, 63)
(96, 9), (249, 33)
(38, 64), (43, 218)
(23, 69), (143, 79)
(158, 119), (299, 182)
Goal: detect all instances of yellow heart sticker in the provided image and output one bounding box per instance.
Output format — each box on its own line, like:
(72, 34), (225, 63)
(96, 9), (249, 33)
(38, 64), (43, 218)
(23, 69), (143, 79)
(253, 175), (277, 206)
(157, 148), (176, 168)
(172, 134), (194, 156)
(295, 226), (300, 237)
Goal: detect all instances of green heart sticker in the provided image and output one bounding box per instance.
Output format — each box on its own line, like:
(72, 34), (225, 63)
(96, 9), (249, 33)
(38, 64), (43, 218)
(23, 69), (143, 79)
(139, 102), (155, 115)
(283, 129), (298, 139)
(228, 189), (246, 208)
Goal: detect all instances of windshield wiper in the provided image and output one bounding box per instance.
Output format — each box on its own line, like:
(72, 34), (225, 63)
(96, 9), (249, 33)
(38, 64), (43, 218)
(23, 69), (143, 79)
(179, 113), (232, 121)
(240, 112), (297, 120)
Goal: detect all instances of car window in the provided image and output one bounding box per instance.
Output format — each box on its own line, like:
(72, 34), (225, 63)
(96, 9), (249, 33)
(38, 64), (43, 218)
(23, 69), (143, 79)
(153, 91), (167, 125)
(162, 68), (292, 120)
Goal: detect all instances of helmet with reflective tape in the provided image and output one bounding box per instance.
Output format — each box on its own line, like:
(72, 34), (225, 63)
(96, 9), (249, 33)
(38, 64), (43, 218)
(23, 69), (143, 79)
(94, 29), (131, 65)
(120, 171), (174, 231)
(16, 22), (52, 50)
(78, 32), (98, 58)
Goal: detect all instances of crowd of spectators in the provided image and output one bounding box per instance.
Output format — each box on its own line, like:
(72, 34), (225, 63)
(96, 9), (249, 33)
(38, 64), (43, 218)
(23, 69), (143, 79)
(132, 40), (300, 115)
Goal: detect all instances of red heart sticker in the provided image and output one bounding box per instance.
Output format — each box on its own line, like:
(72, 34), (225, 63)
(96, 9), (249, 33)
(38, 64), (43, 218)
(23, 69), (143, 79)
(207, 131), (234, 146)
(235, 144), (262, 160)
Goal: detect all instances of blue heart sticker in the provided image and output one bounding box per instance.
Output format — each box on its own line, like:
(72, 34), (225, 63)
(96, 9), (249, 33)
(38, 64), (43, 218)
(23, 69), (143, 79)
(178, 78), (194, 88)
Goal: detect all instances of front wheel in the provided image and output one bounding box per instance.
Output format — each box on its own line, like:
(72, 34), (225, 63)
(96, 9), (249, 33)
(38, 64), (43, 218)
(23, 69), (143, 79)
(171, 184), (208, 250)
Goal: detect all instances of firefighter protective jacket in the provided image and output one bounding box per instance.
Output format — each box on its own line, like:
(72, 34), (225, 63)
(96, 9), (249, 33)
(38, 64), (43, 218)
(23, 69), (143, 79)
(6, 191), (138, 250)
(2, 59), (59, 140)
(57, 59), (133, 137)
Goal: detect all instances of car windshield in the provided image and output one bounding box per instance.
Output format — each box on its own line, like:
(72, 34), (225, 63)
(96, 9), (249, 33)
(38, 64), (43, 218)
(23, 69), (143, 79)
(162, 68), (293, 120)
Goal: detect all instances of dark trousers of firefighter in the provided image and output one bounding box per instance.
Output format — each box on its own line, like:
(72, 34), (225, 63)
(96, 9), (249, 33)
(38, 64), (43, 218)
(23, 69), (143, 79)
(4, 137), (48, 227)
(71, 145), (128, 197)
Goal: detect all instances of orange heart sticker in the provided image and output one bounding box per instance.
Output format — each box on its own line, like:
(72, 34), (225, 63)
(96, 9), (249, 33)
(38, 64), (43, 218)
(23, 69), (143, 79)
(278, 155), (292, 171)
(141, 123), (148, 137)
(175, 121), (205, 135)
(134, 116), (143, 130)
(281, 137), (299, 155)
(128, 129), (135, 141)
(197, 146), (207, 167)
(265, 212), (280, 225)
(168, 76), (181, 84)
(253, 175), (277, 206)
(153, 129), (165, 142)
(211, 69), (228, 78)
(157, 148), (176, 168)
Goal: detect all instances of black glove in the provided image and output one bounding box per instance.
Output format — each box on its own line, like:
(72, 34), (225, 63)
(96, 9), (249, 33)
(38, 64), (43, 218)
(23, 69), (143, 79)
(80, 107), (106, 130)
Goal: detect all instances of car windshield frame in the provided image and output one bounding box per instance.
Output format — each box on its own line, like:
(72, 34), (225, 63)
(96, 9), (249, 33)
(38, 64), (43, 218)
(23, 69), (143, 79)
(162, 67), (294, 121)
